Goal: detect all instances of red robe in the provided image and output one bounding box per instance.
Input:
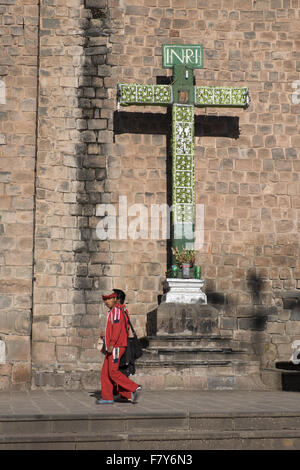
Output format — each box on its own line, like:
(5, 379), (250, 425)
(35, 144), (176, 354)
(101, 303), (138, 400)
(105, 303), (129, 358)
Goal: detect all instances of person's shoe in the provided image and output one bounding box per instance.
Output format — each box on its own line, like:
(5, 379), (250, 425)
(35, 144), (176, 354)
(114, 395), (130, 403)
(95, 399), (114, 404)
(131, 385), (142, 404)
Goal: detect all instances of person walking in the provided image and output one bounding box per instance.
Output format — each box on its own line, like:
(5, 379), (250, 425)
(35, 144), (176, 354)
(97, 290), (142, 404)
(112, 289), (136, 401)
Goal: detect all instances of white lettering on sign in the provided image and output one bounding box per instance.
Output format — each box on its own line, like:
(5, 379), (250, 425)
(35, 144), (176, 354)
(169, 48), (199, 65)
(163, 44), (203, 68)
(186, 48), (194, 63)
(170, 49), (184, 64)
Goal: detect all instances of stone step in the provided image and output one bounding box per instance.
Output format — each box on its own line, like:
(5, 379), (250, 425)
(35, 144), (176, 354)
(147, 334), (235, 348)
(133, 360), (265, 391)
(134, 330), (260, 390)
(1, 411), (300, 450)
(139, 346), (249, 362)
(137, 358), (233, 367)
(3, 429), (300, 450)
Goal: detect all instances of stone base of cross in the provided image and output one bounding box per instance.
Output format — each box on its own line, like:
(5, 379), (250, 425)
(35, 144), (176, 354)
(117, 44), (249, 263)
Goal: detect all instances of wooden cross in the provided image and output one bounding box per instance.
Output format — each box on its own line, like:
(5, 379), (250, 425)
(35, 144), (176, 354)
(117, 44), (250, 259)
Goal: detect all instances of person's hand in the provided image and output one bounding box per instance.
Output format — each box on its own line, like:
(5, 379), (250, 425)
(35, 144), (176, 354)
(107, 345), (113, 354)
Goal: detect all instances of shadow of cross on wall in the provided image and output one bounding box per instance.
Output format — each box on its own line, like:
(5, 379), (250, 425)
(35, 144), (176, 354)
(113, 98), (240, 268)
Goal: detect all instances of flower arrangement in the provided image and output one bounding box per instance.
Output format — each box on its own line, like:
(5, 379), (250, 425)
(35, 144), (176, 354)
(171, 246), (195, 267)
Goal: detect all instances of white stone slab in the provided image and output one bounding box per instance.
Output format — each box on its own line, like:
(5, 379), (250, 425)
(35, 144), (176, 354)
(162, 278), (207, 304)
(0, 340), (6, 364)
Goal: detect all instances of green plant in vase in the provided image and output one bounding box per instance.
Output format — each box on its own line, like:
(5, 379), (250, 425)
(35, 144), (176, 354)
(171, 247), (195, 278)
(171, 247), (195, 267)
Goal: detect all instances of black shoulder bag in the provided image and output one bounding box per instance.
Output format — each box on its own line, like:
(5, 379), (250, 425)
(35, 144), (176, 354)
(119, 308), (143, 375)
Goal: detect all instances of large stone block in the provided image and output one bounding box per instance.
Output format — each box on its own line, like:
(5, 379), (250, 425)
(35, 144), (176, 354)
(125, 5), (150, 16)
(80, 348), (101, 363)
(32, 342), (56, 365)
(0, 310), (31, 335)
(0, 295), (12, 309)
(56, 346), (78, 363)
(32, 321), (49, 341)
(85, 0), (106, 7)
(12, 363), (31, 385)
(6, 336), (30, 362)
(155, 303), (220, 336)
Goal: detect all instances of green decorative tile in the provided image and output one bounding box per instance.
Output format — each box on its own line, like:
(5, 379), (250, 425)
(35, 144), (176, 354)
(175, 123), (193, 154)
(119, 84), (137, 103)
(175, 154), (193, 171)
(154, 85), (172, 103)
(172, 104), (195, 224)
(175, 187), (193, 203)
(175, 170), (193, 187)
(195, 86), (249, 108)
(175, 105), (194, 122)
(174, 204), (194, 224)
(137, 84), (153, 102)
(118, 84), (172, 105)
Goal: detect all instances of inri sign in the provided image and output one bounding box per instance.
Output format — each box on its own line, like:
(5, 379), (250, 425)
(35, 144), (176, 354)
(162, 44), (203, 69)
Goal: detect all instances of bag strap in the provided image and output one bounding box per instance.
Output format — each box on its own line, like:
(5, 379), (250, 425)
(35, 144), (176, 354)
(121, 307), (136, 336)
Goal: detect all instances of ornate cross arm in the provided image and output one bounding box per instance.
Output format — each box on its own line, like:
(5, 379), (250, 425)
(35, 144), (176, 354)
(117, 84), (250, 109)
(195, 86), (250, 108)
(117, 83), (172, 107)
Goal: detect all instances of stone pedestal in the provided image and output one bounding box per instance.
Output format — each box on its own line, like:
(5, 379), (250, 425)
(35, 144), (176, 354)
(162, 278), (207, 304)
(135, 301), (265, 391)
(134, 276), (266, 391)
(156, 302), (219, 336)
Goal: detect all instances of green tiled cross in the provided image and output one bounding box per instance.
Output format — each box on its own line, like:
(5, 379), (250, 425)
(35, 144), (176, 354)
(117, 44), (250, 256)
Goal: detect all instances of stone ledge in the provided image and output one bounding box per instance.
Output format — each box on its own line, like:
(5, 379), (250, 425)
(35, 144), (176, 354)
(2, 428), (300, 450)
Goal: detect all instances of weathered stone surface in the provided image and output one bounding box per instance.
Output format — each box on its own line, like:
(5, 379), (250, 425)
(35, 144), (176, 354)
(156, 303), (220, 336)
(6, 336), (30, 362)
(12, 363), (31, 385)
(32, 342), (56, 365)
(1, 0), (300, 390)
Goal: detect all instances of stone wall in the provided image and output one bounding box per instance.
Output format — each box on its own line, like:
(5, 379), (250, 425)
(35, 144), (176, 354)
(31, 0), (109, 389)
(0, 0), (39, 389)
(1, 0), (300, 389)
(190, 0), (300, 367)
(96, 0), (300, 370)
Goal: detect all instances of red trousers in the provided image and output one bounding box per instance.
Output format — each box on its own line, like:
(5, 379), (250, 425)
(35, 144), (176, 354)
(101, 347), (138, 400)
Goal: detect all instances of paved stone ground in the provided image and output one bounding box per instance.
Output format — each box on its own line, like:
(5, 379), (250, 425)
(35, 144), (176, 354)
(0, 390), (300, 418)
